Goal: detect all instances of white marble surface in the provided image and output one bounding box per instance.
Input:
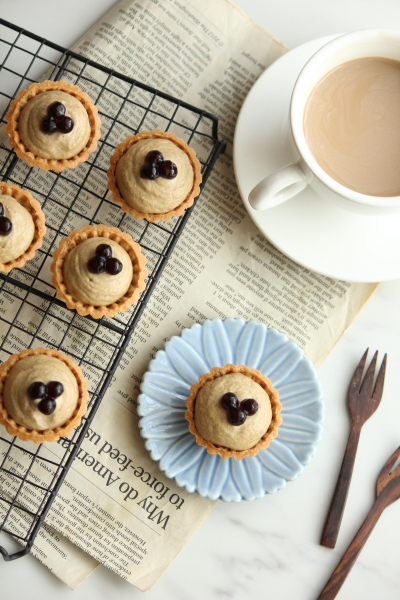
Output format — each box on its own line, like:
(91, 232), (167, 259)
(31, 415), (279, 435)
(1, 1), (400, 599)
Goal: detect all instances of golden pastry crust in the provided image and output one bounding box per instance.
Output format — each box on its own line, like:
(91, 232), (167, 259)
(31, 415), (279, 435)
(50, 224), (148, 319)
(107, 130), (202, 222)
(0, 182), (46, 273)
(185, 364), (282, 460)
(0, 348), (88, 443)
(5, 80), (101, 172)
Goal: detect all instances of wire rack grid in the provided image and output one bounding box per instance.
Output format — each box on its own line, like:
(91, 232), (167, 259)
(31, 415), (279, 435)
(0, 18), (226, 561)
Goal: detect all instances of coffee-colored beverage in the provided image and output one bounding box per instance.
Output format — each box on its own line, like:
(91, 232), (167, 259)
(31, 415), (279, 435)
(304, 57), (400, 197)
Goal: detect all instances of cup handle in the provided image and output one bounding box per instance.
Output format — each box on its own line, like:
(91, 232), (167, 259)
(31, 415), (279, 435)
(249, 163), (308, 210)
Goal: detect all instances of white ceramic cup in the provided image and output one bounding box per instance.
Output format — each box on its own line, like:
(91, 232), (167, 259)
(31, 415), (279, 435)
(249, 29), (400, 215)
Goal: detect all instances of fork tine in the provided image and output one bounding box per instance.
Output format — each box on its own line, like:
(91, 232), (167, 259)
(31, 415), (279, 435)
(359, 350), (378, 396)
(377, 445), (400, 495)
(349, 348), (368, 393)
(372, 353), (387, 402)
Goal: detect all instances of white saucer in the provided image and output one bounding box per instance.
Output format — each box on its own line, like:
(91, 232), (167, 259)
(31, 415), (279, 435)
(233, 35), (400, 283)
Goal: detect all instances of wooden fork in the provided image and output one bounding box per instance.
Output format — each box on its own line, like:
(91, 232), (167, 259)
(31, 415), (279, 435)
(317, 445), (400, 599)
(321, 349), (387, 549)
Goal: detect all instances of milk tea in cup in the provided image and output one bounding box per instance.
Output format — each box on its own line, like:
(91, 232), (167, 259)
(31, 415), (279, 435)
(303, 57), (400, 197)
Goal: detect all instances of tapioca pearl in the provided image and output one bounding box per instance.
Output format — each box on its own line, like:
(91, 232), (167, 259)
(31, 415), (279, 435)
(105, 257), (123, 275)
(48, 101), (66, 119)
(88, 255), (106, 274)
(221, 392), (239, 411)
(240, 399), (259, 416)
(42, 115), (57, 134)
(228, 407), (247, 426)
(38, 397), (56, 415)
(96, 244), (112, 260)
(56, 115), (74, 134)
(28, 381), (47, 400)
(0, 216), (12, 236)
(159, 160), (178, 179)
(146, 150), (164, 164)
(47, 381), (64, 399)
(140, 162), (159, 180)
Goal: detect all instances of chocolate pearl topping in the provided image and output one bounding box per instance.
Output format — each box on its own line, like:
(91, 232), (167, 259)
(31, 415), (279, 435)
(240, 399), (259, 416)
(96, 243), (113, 260)
(42, 102), (74, 135)
(38, 397), (56, 415)
(159, 160), (178, 179)
(0, 202), (12, 237)
(140, 149), (178, 180)
(220, 391), (259, 425)
(146, 150), (164, 164)
(88, 255), (106, 274)
(47, 380), (64, 398)
(87, 244), (123, 276)
(221, 392), (238, 410)
(28, 380), (64, 415)
(141, 162), (159, 180)
(0, 218), (12, 236)
(228, 407), (247, 426)
(42, 115), (57, 134)
(105, 257), (123, 275)
(28, 381), (47, 400)
(57, 115), (74, 134)
(48, 101), (66, 119)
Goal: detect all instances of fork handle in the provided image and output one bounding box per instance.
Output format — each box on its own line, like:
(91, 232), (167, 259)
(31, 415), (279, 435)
(317, 496), (386, 600)
(321, 424), (361, 548)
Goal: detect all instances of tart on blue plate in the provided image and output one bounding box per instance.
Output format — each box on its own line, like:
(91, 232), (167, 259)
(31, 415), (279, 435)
(185, 363), (282, 460)
(138, 318), (324, 502)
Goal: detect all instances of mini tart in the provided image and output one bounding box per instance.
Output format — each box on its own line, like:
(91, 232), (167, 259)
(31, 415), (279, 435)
(0, 182), (46, 273)
(107, 130), (202, 222)
(50, 224), (148, 319)
(0, 348), (88, 443)
(5, 80), (101, 172)
(185, 364), (282, 460)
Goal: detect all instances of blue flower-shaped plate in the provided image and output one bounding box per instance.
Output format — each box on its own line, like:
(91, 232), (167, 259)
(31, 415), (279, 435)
(137, 319), (324, 502)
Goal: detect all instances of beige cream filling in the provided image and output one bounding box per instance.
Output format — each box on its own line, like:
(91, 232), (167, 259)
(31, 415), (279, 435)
(115, 138), (194, 214)
(0, 194), (35, 264)
(19, 90), (91, 160)
(4, 355), (79, 431)
(63, 237), (133, 306)
(194, 373), (272, 451)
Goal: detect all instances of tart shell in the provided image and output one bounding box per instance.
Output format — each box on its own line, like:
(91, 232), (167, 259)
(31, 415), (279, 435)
(185, 364), (282, 460)
(5, 80), (101, 172)
(0, 348), (88, 443)
(0, 182), (46, 273)
(107, 130), (202, 222)
(50, 224), (148, 319)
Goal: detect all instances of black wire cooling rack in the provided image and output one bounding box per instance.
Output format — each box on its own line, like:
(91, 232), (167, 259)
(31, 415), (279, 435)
(0, 18), (226, 561)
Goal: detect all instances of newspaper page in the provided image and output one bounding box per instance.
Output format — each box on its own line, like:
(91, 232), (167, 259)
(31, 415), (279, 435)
(30, 525), (99, 590)
(0, 503), (98, 589)
(0, 0), (378, 591)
